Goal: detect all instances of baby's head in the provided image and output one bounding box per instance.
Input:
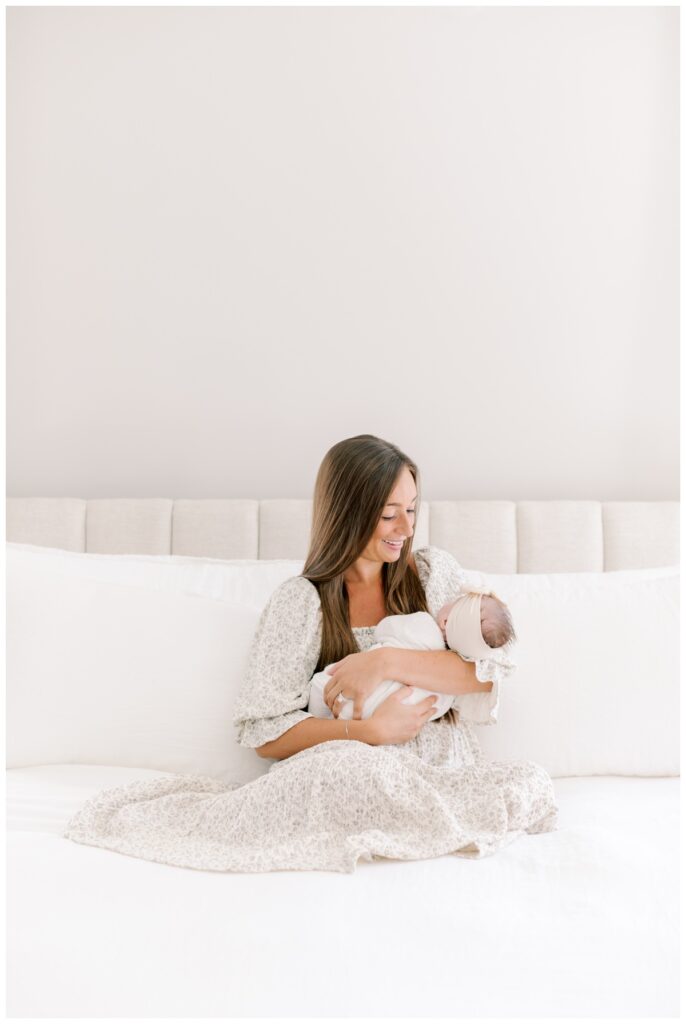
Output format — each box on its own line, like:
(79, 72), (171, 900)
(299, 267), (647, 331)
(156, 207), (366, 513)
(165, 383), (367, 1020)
(437, 591), (516, 654)
(478, 594), (517, 648)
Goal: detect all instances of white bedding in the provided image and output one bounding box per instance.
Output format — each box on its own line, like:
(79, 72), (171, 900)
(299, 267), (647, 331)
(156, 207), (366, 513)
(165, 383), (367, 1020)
(7, 765), (679, 1018)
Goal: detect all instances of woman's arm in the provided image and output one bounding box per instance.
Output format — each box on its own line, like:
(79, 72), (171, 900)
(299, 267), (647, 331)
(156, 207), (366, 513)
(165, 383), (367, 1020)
(382, 647), (494, 697)
(233, 577), (324, 751)
(256, 716), (376, 760)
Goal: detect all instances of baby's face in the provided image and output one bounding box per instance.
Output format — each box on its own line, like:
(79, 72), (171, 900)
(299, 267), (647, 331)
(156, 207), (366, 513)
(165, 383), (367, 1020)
(436, 600), (456, 635)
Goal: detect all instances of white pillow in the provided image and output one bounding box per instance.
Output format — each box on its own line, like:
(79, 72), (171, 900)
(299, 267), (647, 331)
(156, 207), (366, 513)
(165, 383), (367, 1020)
(7, 542), (304, 606)
(460, 566), (680, 777)
(7, 544), (679, 780)
(6, 543), (304, 783)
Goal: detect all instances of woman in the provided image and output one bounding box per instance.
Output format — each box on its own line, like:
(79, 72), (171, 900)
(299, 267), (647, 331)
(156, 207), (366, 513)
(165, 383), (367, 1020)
(63, 435), (558, 873)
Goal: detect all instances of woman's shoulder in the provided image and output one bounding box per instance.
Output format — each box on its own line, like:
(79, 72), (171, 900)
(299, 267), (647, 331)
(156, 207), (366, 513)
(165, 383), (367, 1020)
(270, 574), (320, 603)
(255, 575), (322, 645)
(412, 545), (468, 594)
(263, 574), (321, 620)
(412, 544), (464, 573)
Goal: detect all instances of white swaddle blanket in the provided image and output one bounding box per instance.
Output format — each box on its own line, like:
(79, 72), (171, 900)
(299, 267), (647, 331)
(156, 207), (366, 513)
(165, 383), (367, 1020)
(308, 611), (456, 721)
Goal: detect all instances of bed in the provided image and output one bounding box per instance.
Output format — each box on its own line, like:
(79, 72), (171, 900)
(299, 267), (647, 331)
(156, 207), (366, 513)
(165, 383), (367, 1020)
(6, 496), (680, 1017)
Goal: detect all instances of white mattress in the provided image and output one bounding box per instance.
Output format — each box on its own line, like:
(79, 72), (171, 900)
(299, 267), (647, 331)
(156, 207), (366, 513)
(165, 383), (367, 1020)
(6, 764), (680, 1018)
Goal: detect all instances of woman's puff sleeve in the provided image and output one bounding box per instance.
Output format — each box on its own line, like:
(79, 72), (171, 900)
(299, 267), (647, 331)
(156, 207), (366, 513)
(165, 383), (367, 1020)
(232, 575), (322, 749)
(427, 545), (516, 726)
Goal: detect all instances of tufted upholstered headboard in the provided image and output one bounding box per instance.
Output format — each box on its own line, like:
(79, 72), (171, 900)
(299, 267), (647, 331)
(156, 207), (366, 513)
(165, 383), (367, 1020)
(5, 497), (679, 573)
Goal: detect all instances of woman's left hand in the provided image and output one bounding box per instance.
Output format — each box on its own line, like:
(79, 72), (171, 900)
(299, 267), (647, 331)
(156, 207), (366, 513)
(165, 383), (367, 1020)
(323, 648), (389, 720)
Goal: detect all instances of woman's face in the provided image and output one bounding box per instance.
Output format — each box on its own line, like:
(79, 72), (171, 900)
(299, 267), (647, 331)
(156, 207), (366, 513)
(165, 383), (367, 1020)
(363, 465), (417, 565)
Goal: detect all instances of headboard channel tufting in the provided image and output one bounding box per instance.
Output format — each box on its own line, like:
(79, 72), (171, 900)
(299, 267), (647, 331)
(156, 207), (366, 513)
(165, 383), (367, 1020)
(5, 498), (679, 572)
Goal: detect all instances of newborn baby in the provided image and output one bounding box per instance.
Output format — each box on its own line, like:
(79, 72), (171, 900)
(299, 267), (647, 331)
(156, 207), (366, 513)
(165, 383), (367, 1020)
(307, 586), (516, 723)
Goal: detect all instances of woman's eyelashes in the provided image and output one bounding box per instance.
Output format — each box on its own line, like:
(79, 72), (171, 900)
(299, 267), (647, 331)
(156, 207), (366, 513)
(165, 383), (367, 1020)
(381, 510), (416, 521)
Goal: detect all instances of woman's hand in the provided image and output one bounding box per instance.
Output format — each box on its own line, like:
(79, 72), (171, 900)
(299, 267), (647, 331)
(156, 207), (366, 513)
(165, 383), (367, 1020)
(367, 687), (439, 746)
(323, 648), (388, 720)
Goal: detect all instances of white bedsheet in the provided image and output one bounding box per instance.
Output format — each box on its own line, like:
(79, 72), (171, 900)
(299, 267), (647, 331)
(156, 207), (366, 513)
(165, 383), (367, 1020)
(6, 764), (680, 1018)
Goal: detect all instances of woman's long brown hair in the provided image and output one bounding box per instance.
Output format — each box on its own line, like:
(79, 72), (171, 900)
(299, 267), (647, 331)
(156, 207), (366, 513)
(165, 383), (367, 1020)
(301, 434), (430, 673)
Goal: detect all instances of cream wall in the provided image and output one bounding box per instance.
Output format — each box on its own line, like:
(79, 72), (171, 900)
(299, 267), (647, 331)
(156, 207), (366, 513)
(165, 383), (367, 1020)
(6, 7), (679, 500)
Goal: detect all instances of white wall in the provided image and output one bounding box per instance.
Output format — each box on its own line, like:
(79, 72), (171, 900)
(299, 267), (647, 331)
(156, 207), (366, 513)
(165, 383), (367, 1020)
(6, 6), (679, 500)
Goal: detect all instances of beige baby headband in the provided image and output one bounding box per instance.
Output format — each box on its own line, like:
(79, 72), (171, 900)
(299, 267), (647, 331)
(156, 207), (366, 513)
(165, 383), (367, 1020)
(445, 590), (500, 660)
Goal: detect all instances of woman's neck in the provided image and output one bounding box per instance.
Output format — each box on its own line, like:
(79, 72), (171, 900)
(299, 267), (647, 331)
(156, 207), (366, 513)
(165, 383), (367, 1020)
(343, 560), (384, 588)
